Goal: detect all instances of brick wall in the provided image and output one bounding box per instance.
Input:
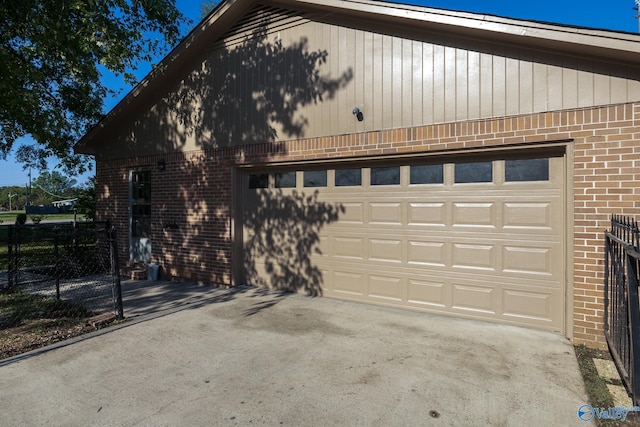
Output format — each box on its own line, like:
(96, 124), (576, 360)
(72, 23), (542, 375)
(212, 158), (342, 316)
(96, 101), (640, 348)
(97, 151), (235, 284)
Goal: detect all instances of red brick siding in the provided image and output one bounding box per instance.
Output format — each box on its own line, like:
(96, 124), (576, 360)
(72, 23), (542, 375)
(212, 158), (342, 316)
(96, 101), (640, 348)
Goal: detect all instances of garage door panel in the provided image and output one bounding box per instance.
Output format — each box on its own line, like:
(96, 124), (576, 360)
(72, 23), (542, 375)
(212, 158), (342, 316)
(452, 283), (496, 314)
(368, 202), (403, 225)
(502, 288), (555, 322)
(369, 238), (403, 263)
(244, 259), (265, 286)
(503, 244), (554, 276)
(242, 152), (565, 332)
(452, 243), (497, 271)
(320, 264), (563, 327)
(452, 202), (497, 228)
(328, 233), (561, 278)
(408, 202), (446, 226)
(503, 200), (564, 235)
(341, 202), (365, 224)
(407, 279), (447, 307)
(333, 237), (364, 259)
(317, 236), (330, 257)
(407, 240), (447, 267)
(503, 202), (554, 229)
(332, 270), (365, 296)
(368, 275), (403, 301)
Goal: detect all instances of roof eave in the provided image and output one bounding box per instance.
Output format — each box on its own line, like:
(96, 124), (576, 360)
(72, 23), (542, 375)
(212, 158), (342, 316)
(273, 0), (640, 60)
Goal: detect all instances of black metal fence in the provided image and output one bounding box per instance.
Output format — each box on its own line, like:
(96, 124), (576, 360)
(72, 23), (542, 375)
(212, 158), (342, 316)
(604, 214), (640, 405)
(1, 222), (123, 328)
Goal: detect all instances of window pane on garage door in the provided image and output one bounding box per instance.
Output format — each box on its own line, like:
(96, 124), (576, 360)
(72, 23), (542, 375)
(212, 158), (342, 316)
(454, 161), (492, 183)
(335, 168), (362, 186)
(371, 166), (400, 185)
(410, 164), (444, 184)
(275, 171), (296, 188)
(304, 170), (327, 187)
(505, 158), (549, 182)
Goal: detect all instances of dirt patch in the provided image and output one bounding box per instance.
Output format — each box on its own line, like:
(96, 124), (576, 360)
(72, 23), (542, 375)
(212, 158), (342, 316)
(574, 344), (640, 426)
(0, 290), (121, 360)
(0, 318), (96, 359)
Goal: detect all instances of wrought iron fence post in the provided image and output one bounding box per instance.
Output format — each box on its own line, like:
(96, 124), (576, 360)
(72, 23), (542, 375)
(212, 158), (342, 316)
(11, 225), (21, 289)
(54, 234), (60, 300)
(73, 220), (79, 251)
(109, 227), (124, 319)
(604, 220), (635, 401)
(604, 234), (610, 334)
(626, 247), (640, 406)
(7, 225), (14, 289)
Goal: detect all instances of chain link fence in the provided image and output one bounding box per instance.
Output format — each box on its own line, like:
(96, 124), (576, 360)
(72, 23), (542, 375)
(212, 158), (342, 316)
(1, 222), (123, 331)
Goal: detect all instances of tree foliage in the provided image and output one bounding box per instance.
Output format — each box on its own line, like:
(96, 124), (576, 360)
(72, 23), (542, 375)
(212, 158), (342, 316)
(0, 0), (188, 174)
(30, 170), (78, 205)
(75, 176), (96, 220)
(200, 1), (218, 18)
(0, 185), (25, 211)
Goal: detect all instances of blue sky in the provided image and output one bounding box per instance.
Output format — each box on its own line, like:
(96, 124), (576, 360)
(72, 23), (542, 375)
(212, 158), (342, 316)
(1, 0), (638, 188)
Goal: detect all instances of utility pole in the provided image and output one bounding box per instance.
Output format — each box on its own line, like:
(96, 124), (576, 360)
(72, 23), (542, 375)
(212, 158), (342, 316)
(8, 193), (16, 212)
(25, 169), (31, 209)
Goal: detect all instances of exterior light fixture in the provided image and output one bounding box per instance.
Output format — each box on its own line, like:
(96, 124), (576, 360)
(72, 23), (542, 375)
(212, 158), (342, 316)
(352, 106), (364, 122)
(157, 159), (166, 171)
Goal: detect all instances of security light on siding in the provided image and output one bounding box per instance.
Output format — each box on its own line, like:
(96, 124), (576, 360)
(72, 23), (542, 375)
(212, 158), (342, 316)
(157, 160), (166, 171)
(352, 106), (364, 122)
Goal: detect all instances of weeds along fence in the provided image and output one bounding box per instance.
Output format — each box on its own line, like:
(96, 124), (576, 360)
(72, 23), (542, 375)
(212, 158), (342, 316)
(604, 214), (640, 406)
(0, 222), (123, 326)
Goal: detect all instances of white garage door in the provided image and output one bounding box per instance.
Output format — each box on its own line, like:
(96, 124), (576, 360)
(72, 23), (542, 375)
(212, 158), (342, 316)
(242, 151), (565, 331)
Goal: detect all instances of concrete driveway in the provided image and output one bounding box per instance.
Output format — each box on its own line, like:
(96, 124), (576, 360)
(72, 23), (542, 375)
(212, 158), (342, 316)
(1, 282), (590, 426)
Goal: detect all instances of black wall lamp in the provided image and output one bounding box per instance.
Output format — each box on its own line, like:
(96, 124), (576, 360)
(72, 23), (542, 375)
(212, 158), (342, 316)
(157, 159), (166, 171)
(352, 106), (364, 122)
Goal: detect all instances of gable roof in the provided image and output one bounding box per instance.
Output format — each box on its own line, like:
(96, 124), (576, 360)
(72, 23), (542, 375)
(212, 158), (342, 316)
(75, 0), (640, 155)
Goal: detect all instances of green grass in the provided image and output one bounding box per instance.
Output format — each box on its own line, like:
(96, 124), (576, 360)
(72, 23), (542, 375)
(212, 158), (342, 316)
(0, 223), (105, 272)
(0, 211), (77, 224)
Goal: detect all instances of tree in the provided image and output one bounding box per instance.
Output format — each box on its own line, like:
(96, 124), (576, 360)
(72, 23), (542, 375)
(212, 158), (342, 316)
(30, 170), (78, 205)
(75, 176), (96, 220)
(0, 1), (188, 174)
(0, 185), (25, 211)
(200, 1), (218, 18)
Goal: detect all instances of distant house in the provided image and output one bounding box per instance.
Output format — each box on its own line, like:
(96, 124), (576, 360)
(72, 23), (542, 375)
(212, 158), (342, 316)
(52, 198), (78, 209)
(75, 0), (640, 348)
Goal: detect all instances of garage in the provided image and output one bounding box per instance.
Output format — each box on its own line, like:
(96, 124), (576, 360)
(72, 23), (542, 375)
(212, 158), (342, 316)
(240, 147), (566, 331)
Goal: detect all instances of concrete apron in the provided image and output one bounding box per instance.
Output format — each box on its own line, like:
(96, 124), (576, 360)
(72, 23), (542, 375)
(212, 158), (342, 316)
(0, 283), (590, 426)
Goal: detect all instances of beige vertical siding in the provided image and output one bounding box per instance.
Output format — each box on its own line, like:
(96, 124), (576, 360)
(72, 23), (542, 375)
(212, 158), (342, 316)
(269, 17), (639, 141)
(97, 7), (640, 159)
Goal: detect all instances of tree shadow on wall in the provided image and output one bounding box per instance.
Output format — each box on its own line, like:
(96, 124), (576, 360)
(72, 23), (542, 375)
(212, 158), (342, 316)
(156, 25), (353, 150)
(153, 154), (232, 284)
(125, 22), (353, 294)
(243, 189), (344, 296)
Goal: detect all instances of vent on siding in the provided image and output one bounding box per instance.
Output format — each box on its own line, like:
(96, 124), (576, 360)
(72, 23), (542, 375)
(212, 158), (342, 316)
(218, 4), (312, 46)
